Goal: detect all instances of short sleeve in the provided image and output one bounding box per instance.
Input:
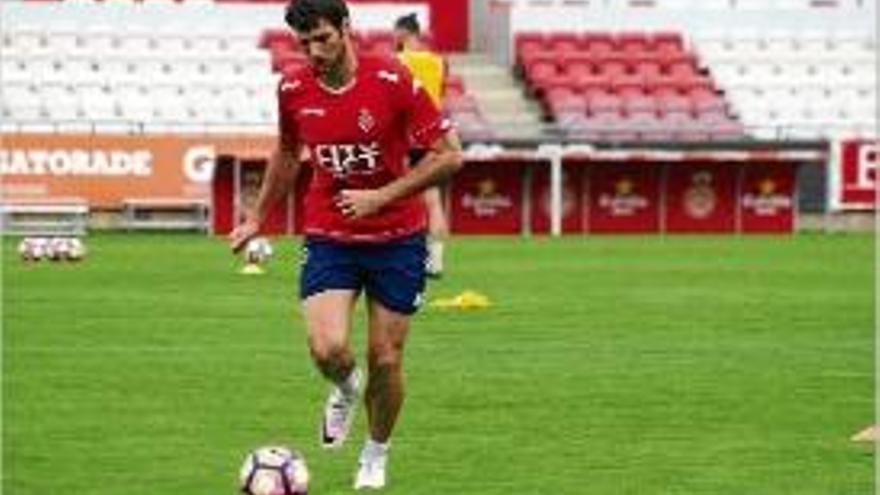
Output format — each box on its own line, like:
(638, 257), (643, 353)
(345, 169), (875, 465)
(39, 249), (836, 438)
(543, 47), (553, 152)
(391, 64), (453, 148)
(277, 78), (300, 152)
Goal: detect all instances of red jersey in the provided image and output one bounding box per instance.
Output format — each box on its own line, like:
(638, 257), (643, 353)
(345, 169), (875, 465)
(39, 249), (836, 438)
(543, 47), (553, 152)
(278, 54), (452, 243)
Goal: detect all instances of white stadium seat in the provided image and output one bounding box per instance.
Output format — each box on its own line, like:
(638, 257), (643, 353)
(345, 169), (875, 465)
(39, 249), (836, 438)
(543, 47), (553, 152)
(698, 28), (878, 139)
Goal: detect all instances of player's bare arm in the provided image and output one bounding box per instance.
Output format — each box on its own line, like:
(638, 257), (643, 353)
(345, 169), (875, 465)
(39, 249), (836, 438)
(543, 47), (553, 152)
(229, 143), (302, 252)
(336, 131), (463, 219)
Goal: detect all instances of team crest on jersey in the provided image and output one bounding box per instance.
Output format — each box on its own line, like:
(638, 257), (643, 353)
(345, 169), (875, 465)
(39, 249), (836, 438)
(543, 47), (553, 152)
(358, 108), (376, 134)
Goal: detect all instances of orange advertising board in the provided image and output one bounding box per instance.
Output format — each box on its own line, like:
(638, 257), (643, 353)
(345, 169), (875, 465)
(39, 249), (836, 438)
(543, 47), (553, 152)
(0, 133), (275, 208)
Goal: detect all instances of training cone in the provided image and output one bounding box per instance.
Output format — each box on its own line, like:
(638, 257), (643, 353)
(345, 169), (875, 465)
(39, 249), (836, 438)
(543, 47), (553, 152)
(851, 425), (879, 442)
(240, 263), (266, 276)
(429, 290), (491, 310)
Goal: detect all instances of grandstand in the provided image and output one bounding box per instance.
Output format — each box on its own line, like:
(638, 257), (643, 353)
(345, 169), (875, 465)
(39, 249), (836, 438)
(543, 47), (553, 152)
(0, 0), (876, 233)
(2, 2), (875, 495)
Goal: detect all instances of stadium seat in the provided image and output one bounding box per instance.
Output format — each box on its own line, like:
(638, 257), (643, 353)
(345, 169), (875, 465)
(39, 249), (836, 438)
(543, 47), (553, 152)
(588, 93), (624, 116)
(695, 29), (877, 139)
(624, 94), (657, 117)
(514, 29), (742, 140)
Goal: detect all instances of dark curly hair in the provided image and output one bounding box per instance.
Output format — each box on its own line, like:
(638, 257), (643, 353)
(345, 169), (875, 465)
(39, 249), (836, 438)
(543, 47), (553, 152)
(285, 0), (349, 32)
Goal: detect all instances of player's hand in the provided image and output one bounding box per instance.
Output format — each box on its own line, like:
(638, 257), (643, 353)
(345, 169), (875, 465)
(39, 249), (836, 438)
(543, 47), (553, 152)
(229, 217), (260, 253)
(336, 189), (387, 219)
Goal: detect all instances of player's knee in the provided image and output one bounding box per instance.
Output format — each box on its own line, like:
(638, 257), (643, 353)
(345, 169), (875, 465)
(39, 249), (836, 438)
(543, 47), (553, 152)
(308, 336), (349, 366)
(367, 343), (404, 372)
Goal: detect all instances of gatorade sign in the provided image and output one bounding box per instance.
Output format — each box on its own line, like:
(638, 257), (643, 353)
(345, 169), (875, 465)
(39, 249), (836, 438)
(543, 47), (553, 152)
(0, 134), (273, 208)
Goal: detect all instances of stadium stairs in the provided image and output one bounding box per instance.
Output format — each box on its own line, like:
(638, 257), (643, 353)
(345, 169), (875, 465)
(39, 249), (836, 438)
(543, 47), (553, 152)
(447, 53), (546, 140)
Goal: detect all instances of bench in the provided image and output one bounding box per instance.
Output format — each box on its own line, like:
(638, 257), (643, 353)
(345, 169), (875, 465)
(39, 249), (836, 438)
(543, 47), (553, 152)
(121, 198), (210, 232)
(0, 199), (90, 236)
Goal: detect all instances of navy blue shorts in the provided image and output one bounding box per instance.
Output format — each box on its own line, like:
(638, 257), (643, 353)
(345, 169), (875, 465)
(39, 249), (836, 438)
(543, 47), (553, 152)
(299, 233), (427, 315)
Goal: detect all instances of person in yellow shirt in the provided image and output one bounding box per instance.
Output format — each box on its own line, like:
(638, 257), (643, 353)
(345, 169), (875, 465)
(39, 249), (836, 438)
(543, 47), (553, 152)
(394, 13), (450, 278)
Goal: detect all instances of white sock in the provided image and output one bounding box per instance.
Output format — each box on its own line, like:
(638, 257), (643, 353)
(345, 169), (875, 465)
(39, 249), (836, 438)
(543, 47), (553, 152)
(363, 438), (389, 459)
(428, 240), (444, 272)
(338, 368), (359, 397)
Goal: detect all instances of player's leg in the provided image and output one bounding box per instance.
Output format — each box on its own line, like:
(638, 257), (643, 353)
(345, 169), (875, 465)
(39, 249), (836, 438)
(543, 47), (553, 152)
(300, 238), (363, 449)
(364, 301), (410, 442)
(304, 290), (363, 449)
(423, 185), (448, 278)
(304, 289), (359, 384)
(354, 234), (426, 489)
(355, 299), (410, 489)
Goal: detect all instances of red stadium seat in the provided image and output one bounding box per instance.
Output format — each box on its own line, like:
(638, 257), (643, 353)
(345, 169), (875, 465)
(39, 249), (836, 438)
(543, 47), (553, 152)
(617, 32), (651, 55)
(624, 94), (657, 116)
(548, 33), (580, 55)
(692, 94), (727, 115)
(633, 60), (662, 77)
(663, 112), (708, 141)
(574, 73), (613, 95)
(652, 32), (684, 54)
(564, 61), (593, 80)
(526, 60), (559, 87)
(583, 34), (615, 57)
(590, 113), (638, 141)
(516, 32), (546, 55)
(635, 114), (675, 141)
(595, 57), (627, 78)
(611, 73), (645, 97)
(512, 29), (740, 142)
(626, 113), (665, 141)
(588, 93), (623, 116)
(548, 95), (588, 122)
(656, 93), (693, 116)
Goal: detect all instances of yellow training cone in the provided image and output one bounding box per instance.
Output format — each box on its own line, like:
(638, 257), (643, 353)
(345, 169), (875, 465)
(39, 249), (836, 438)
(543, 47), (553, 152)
(851, 425), (879, 442)
(240, 263), (265, 276)
(429, 290), (491, 310)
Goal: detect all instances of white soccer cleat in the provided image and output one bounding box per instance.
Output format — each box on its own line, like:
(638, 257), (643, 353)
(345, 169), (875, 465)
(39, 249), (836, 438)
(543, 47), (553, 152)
(320, 369), (361, 449)
(354, 442), (388, 490)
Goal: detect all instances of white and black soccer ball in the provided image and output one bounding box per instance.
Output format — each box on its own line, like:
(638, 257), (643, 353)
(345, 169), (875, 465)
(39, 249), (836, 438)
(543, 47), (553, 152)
(47, 237), (71, 261)
(18, 237), (47, 262)
(67, 237), (86, 262)
(239, 445), (309, 495)
(17, 237), (38, 261)
(244, 237), (274, 265)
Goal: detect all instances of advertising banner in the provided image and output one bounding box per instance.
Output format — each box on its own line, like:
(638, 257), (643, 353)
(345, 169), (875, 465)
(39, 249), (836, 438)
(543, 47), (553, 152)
(531, 161), (583, 234)
(588, 163), (661, 233)
(0, 133), (274, 208)
(739, 164), (796, 233)
(450, 161), (525, 234)
(665, 164), (737, 233)
(836, 139), (878, 210)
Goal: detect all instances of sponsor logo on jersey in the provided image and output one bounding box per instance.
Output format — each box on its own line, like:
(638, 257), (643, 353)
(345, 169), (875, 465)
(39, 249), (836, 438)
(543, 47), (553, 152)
(312, 142), (381, 178)
(300, 107), (326, 117)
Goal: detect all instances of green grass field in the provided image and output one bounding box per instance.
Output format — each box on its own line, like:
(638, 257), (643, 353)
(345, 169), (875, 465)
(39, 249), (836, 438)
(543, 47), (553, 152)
(3, 233), (874, 495)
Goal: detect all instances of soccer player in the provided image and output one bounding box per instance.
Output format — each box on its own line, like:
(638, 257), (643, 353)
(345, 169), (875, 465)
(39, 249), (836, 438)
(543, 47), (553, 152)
(393, 13), (451, 278)
(228, 0), (462, 490)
